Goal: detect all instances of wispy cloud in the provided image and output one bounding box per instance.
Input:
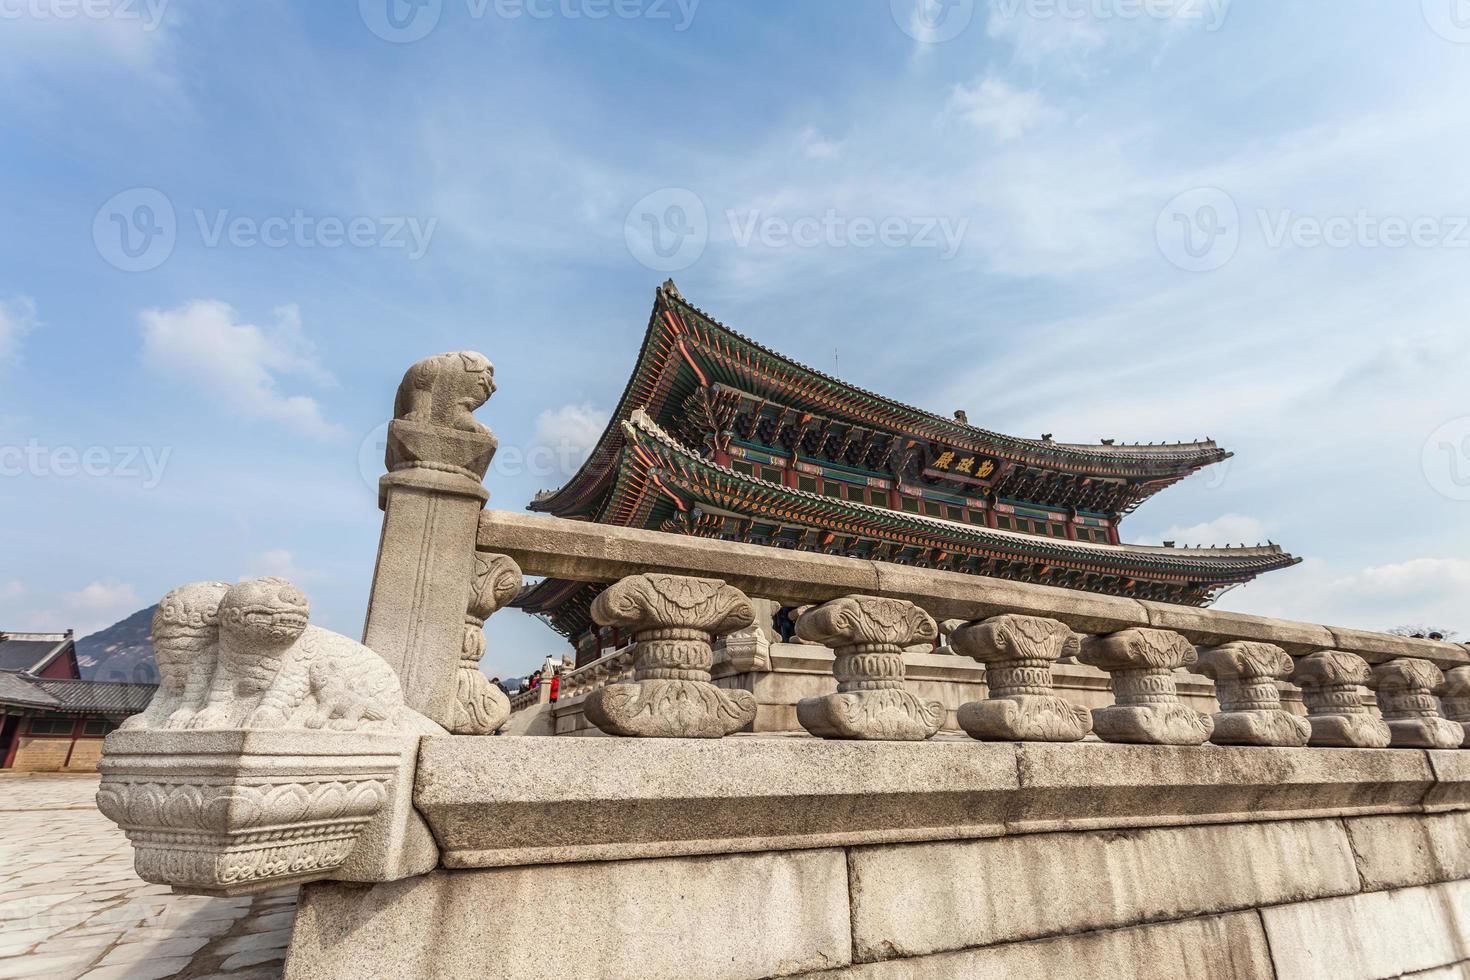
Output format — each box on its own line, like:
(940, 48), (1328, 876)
(139, 300), (344, 440)
(947, 76), (1057, 143)
(0, 296), (39, 367)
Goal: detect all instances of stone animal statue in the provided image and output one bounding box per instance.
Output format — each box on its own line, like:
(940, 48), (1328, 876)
(393, 351), (496, 435)
(124, 577), (442, 735)
(121, 581), (231, 730)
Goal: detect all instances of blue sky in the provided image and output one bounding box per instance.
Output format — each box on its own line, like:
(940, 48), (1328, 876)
(3, 0), (1469, 677)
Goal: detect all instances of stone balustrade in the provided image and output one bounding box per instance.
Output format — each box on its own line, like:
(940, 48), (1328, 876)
(475, 510), (1470, 747)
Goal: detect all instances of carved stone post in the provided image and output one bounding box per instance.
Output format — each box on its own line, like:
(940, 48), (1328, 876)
(447, 553), (521, 735)
(950, 614), (1092, 742)
(363, 352), (497, 729)
(1289, 651), (1391, 748)
(1440, 667), (1470, 748)
(795, 596), (944, 741)
(717, 597), (776, 672)
(1369, 659), (1464, 749)
(1079, 628), (1213, 745)
(583, 574), (758, 738)
(1196, 642), (1311, 747)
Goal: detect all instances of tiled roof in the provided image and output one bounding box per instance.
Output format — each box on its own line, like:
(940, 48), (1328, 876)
(0, 633), (72, 674)
(0, 673), (154, 715)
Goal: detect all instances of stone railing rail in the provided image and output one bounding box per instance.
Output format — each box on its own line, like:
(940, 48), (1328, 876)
(556, 646), (636, 702)
(479, 509), (1468, 670)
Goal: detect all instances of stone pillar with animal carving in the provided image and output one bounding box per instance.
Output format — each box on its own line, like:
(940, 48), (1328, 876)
(795, 596), (945, 741)
(363, 351), (499, 729)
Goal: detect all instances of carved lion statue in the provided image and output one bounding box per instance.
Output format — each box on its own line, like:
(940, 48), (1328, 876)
(393, 351), (496, 435)
(125, 577), (442, 735)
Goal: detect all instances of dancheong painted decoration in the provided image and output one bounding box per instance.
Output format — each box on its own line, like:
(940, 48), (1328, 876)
(518, 280), (1299, 663)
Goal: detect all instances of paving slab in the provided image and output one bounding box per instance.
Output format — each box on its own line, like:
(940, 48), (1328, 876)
(0, 774), (296, 979)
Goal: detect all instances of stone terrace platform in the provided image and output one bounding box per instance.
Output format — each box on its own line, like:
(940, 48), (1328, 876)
(0, 774), (295, 980)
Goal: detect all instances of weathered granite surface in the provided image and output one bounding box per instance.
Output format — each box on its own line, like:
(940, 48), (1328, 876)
(413, 735), (1446, 868)
(846, 818), (1358, 960)
(803, 911), (1276, 980)
(286, 849), (852, 980)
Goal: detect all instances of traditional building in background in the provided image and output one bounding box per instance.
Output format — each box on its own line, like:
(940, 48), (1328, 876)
(519, 282), (1299, 664)
(0, 630), (155, 771)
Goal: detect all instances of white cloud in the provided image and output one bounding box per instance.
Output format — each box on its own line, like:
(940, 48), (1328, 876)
(1147, 514), (1272, 548)
(0, 581), (26, 600)
(983, 0), (1228, 72)
(243, 549), (321, 584)
(140, 300), (344, 439)
(947, 77), (1056, 143)
(61, 581), (144, 636)
(799, 127), (843, 160)
(0, 296), (39, 366)
(0, 0), (176, 83)
(533, 403), (610, 463)
(1221, 557), (1470, 637)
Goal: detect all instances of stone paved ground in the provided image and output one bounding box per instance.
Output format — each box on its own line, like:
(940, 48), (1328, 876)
(0, 773), (295, 980)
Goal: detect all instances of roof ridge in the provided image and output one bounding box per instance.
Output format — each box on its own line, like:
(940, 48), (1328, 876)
(659, 284), (1230, 464)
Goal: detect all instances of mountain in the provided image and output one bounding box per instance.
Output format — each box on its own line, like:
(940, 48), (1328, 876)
(76, 606), (158, 683)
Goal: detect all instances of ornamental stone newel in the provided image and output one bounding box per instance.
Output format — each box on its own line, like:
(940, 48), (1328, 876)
(448, 552), (522, 735)
(1289, 651), (1392, 748)
(1369, 658), (1464, 749)
(583, 574), (758, 738)
(950, 615), (1092, 742)
(1196, 642), (1311, 747)
(363, 352), (497, 729)
(795, 596), (945, 741)
(97, 578), (444, 896)
(1440, 666), (1470, 748)
(1078, 628), (1214, 745)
